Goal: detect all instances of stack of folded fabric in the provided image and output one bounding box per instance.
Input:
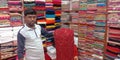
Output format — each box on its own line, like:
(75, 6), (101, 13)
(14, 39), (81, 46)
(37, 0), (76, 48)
(46, 0), (56, 30)
(61, 12), (70, 23)
(86, 26), (95, 39)
(108, 0), (120, 11)
(8, 0), (22, 11)
(97, 3), (106, 12)
(9, 13), (22, 26)
(53, 0), (61, 29)
(0, 14), (10, 27)
(0, 0), (8, 8)
(105, 43), (120, 59)
(61, 0), (70, 11)
(35, 0), (46, 27)
(34, 0), (45, 10)
(71, 0), (79, 11)
(71, 12), (79, 23)
(24, 0), (35, 9)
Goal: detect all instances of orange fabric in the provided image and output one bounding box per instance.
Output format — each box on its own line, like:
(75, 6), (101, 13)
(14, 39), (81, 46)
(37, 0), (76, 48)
(46, 20), (55, 24)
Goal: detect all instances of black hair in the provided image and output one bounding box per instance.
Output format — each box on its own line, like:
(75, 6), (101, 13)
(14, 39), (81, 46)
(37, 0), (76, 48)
(24, 8), (36, 16)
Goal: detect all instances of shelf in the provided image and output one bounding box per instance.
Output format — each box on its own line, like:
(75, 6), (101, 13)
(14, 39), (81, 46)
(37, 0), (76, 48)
(108, 41), (120, 46)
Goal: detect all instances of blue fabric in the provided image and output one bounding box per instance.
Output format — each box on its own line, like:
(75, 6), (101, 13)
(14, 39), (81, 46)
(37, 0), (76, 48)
(55, 19), (61, 22)
(46, 14), (55, 18)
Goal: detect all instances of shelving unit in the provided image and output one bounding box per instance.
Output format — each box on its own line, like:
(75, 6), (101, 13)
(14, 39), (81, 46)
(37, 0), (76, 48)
(0, 0), (23, 60)
(105, 0), (120, 60)
(61, 0), (108, 60)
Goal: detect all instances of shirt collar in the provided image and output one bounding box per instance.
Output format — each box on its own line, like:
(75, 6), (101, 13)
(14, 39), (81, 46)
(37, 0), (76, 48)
(24, 24), (37, 31)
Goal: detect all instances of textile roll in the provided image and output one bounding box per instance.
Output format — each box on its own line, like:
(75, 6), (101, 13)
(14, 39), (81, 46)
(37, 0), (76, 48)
(54, 28), (74, 60)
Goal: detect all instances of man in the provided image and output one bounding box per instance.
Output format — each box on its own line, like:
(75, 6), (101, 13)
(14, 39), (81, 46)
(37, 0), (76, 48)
(17, 9), (53, 60)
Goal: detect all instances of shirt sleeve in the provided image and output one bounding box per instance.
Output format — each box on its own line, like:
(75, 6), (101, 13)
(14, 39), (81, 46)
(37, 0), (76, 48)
(17, 32), (25, 59)
(41, 27), (53, 37)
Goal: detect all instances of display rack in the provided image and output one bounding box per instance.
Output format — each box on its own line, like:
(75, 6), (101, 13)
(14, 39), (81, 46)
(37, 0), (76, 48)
(0, 0), (23, 60)
(61, 0), (108, 60)
(105, 0), (120, 60)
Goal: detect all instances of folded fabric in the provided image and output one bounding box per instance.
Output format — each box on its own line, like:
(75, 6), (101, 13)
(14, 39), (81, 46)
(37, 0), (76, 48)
(97, 3), (106, 7)
(37, 17), (45, 20)
(54, 7), (61, 10)
(97, 0), (106, 3)
(55, 10), (61, 14)
(109, 34), (120, 39)
(0, 20), (10, 26)
(55, 19), (61, 22)
(46, 25), (56, 29)
(94, 14), (106, 20)
(46, 14), (55, 18)
(106, 45), (120, 53)
(10, 21), (22, 26)
(95, 26), (105, 30)
(105, 54), (116, 60)
(35, 0), (45, 2)
(46, 10), (55, 14)
(53, 5), (61, 7)
(55, 23), (60, 26)
(35, 1), (45, 4)
(80, 3), (87, 10)
(8, 1), (22, 5)
(53, 0), (61, 2)
(24, 1), (35, 4)
(36, 4), (45, 6)
(87, 4), (97, 10)
(109, 28), (120, 34)
(46, 18), (55, 20)
(55, 16), (61, 20)
(33, 6), (45, 10)
(46, 20), (55, 24)
(46, 3), (53, 6)
(108, 43), (120, 48)
(39, 24), (46, 28)
(109, 37), (120, 43)
(95, 22), (106, 26)
(24, 3), (36, 7)
(106, 50), (118, 57)
(46, 0), (52, 2)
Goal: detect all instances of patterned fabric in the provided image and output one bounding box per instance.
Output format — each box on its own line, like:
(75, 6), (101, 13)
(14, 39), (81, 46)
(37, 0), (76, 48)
(54, 28), (74, 60)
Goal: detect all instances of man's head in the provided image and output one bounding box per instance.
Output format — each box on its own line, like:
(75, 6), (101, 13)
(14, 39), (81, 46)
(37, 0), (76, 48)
(24, 9), (37, 27)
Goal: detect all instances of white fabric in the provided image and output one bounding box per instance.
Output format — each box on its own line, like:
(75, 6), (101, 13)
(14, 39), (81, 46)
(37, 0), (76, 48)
(20, 24), (45, 60)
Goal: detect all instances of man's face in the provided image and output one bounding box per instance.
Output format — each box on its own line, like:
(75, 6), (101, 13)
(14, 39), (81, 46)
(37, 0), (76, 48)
(24, 14), (37, 27)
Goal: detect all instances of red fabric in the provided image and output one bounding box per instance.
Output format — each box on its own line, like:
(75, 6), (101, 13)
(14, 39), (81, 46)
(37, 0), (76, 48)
(106, 46), (120, 53)
(54, 28), (74, 60)
(45, 52), (51, 60)
(74, 45), (78, 56)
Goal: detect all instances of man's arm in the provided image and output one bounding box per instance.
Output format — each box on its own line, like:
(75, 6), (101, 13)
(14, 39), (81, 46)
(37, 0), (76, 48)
(41, 27), (53, 37)
(17, 32), (25, 60)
